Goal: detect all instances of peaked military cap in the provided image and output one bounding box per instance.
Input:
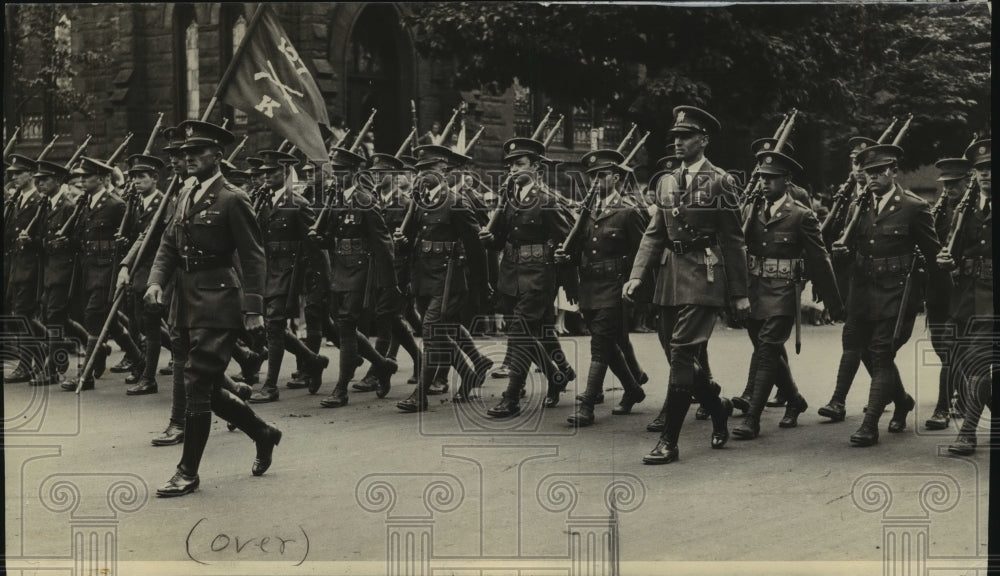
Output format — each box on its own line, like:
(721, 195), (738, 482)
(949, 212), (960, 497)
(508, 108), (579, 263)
(655, 145), (682, 172)
(934, 157), (972, 182)
(847, 136), (877, 158)
(751, 138), (795, 156)
(581, 149), (627, 174)
(398, 154), (419, 172)
(756, 151), (803, 176)
(221, 159), (250, 184)
(257, 149), (299, 172)
(414, 144), (455, 168)
(367, 153), (405, 171)
(964, 139), (990, 168)
(856, 144), (903, 171)
(161, 126), (186, 153)
(33, 160), (70, 180)
(245, 156), (264, 176)
(6, 154), (37, 173)
(502, 138), (546, 162)
(74, 156), (114, 176)
(177, 120), (235, 151)
(328, 146), (366, 170)
(668, 106), (721, 135)
(126, 154), (165, 174)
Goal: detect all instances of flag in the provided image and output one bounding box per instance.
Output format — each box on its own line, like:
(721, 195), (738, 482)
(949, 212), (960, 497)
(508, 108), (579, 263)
(219, 5), (330, 161)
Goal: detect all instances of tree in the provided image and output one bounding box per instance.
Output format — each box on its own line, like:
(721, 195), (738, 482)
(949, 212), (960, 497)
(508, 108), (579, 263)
(4, 5), (117, 138)
(407, 2), (990, 180)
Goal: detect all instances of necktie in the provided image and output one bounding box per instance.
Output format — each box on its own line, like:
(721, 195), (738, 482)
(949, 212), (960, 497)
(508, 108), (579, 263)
(679, 168), (689, 190)
(186, 183), (202, 216)
(764, 203), (772, 221)
(982, 199), (990, 219)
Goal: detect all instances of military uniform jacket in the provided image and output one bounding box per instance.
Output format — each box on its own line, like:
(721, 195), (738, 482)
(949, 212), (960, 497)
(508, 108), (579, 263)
(42, 191), (77, 288)
(257, 188), (325, 299)
(318, 186), (395, 293)
(948, 198), (992, 320)
(742, 192), (842, 320)
(845, 183), (941, 321)
(401, 182), (486, 298)
(73, 187), (126, 292)
(4, 186), (46, 285)
(120, 190), (166, 292)
(573, 192), (649, 310)
(488, 180), (573, 297)
(925, 195), (958, 322)
(630, 159), (748, 307)
(148, 175), (265, 329)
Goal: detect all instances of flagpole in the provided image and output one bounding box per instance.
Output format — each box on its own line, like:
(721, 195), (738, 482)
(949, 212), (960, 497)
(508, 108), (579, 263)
(201, 3), (267, 122)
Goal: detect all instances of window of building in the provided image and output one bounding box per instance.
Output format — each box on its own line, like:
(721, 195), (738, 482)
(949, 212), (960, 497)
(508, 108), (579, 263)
(185, 21), (199, 119)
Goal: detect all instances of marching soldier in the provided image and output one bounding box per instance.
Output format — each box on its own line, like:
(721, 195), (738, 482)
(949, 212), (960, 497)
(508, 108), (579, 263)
(394, 144), (489, 412)
(830, 143), (944, 446)
(731, 150), (843, 440)
(479, 137), (575, 416)
(247, 149), (329, 404)
(4, 154), (46, 382)
(352, 153), (423, 395)
(145, 120), (280, 497)
(623, 106), (747, 464)
(556, 149), (648, 427)
(311, 146), (398, 408)
(938, 139), (992, 454)
(31, 160), (79, 386)
(116, 153), (169, 395)
(924, 156), (971, 429)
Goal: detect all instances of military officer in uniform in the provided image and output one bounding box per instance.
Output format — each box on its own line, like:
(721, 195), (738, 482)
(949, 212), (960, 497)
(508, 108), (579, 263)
(113, 154), (168, 395)
(311, 146), (398, 408)
(938, 139), (992, 455)
(145, 120), (280, 497)
(556, 149), (649, 426)
(5, 154), (46, 383)
(247, 149), (329, 404)
(623, 106), (747, 464)
(394, 144), (489, 411)
(924, 156), (971, 429)
(830, 143), (944, 446)
(731, 150), (843, 439)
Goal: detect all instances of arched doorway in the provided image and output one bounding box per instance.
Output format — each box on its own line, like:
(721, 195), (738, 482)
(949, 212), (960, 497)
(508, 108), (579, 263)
(345, 4), (412, 154)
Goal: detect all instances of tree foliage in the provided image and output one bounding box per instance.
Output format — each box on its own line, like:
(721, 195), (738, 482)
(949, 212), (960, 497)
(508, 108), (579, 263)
(407, 2), (990, 172)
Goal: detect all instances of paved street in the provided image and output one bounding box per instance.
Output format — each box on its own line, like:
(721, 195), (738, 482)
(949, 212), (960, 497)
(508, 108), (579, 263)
(4, 320), (990, 575)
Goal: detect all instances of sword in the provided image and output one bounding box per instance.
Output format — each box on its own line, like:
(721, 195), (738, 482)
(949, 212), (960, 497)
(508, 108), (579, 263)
(892, 259), (917, 347)
(439, 243), (458, 317)
(793, 264), (803, 354)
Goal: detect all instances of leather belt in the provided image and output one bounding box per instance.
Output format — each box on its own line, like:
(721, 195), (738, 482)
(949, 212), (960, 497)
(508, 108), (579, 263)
(333, 237), (368, 255)
(504, 242), (550, 263)
(747, 254), (802, 280)
(180, 252), (230, 272)
(82, 240), (114, 256)
(266, 240), (299, 255)
(854, 253), (914, 278)
(580, 256), (629, 280)
(663, 235), (716, 256)
(419, 239), (462, 256)
(960, 257), (993, 280)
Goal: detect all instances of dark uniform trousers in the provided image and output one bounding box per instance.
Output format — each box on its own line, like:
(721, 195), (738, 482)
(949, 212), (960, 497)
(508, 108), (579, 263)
(839, 184), (942, 431)
(629, 159), (749, 444)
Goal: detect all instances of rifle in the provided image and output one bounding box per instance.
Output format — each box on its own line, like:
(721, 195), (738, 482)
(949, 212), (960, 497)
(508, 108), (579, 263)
(561, 131), (650, 253)
(929, 135), (979, 231)
(410, 99), (419, 155)
(740, 112), (791, 206)
(832, 181), (874, 250)
(334, 130), (351, 149)
(793, 260), (803, 354)
(227, 135), (249, 163)
(820, 173), (856, 246)
(890, 114), (913, 146)
(277, 139), (290, 153)
(530, 106), (554, 141)
(941, 177), (980, 258)
(143, 113), (165, 155)
(438, 104), (463, 145)
(394, 128), (417, 158)
(3, 126), (21, 159)
(616, 123), (637, 154)
(463, 126), (486, 155)
(877, 117), (899, 144)
(36, 134), (60, 161)
(106, 132), (134, 165)
(65, 134), (92, 168)
(542, 115), (564, 149)
(349, 109), (377, 154)
(75, 174), (181, 393)
(741, 109), (797, 235)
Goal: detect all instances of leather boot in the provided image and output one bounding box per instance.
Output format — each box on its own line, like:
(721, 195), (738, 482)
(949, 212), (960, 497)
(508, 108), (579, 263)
(64, 337), (101, 391)
(643, 389), (690, 464)
(779, 393), (809, 428)
(284, 328), (329, 392)
(733, 364), (771, 440)
(646, 395), (670, 432)
(211, 387), (281, 475)
(567, 363), (606, 427)
(610, 348), (645, 415)
(850, 409), (881, 447)
(156, 411), (210, 497)
(488, 374), (525, 418)
(232, 343), (263, 386)
(112, 324), (144, 378)
(250, 326), (283, 403)
(948, 374), (990, 455)
(397, 363), (434, 413)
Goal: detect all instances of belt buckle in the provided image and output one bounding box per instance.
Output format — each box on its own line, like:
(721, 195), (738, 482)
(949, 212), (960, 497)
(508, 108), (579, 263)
(181, 254), (191, 271)
(672, 240), (685, 255)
